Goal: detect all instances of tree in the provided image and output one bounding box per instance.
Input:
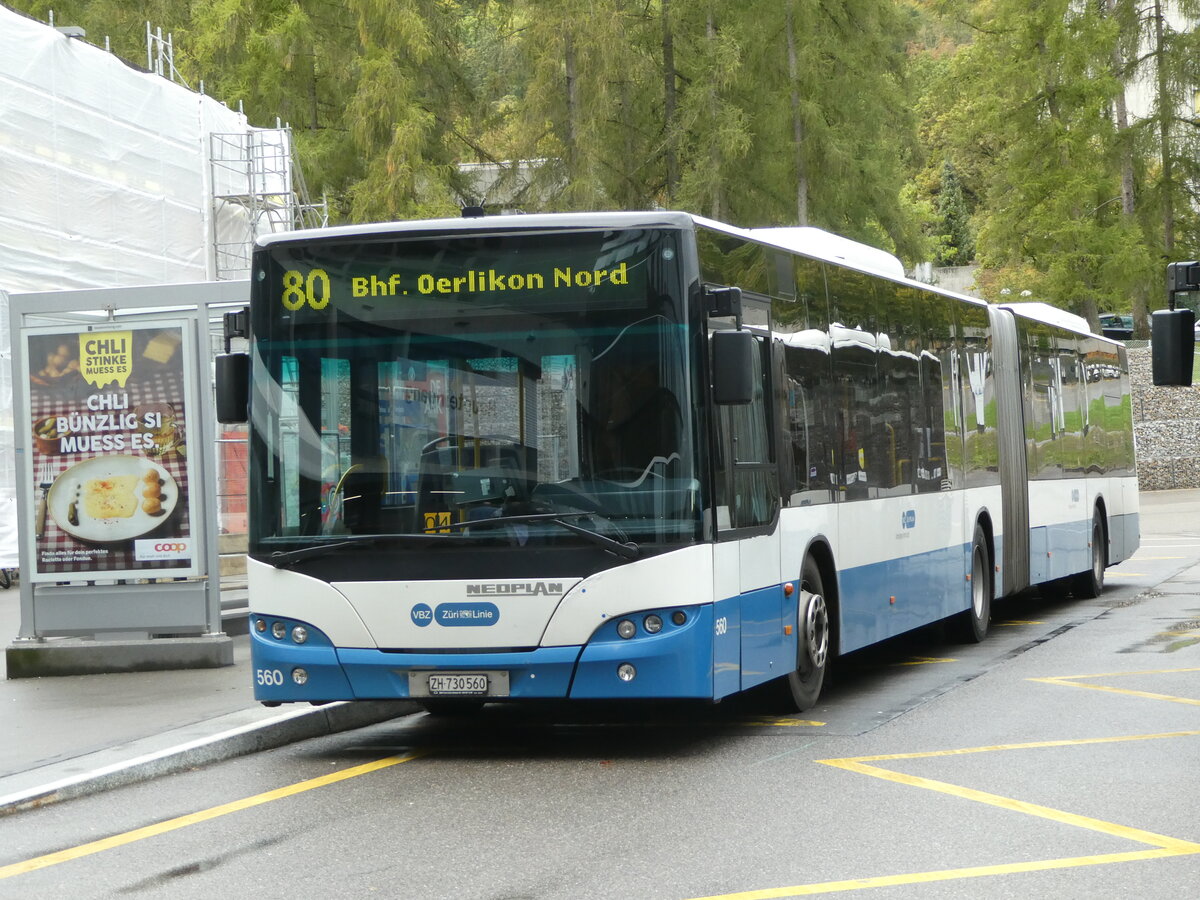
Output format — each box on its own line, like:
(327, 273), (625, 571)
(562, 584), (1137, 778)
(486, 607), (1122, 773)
(934, 160), (974, 266)
(932, 0), (1145, 322)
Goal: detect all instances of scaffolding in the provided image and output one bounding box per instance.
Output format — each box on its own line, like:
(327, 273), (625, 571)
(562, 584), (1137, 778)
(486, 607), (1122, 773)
(209, 127), (328, 280)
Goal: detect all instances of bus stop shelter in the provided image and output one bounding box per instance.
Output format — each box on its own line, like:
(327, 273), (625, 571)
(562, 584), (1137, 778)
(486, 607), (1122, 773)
(4, 280), (248, 676)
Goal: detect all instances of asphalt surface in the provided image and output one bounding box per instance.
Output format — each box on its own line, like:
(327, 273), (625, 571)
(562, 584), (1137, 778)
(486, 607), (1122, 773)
(0, 489), (1194, 820)
(0, 583), (414, 815)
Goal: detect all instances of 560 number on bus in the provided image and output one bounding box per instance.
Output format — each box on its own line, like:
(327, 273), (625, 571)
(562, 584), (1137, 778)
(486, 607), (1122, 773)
(256, 668), (285, 686)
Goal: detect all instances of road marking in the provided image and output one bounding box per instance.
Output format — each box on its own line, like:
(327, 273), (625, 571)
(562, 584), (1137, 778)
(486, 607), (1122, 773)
(893, 656), (957, 666)
(995, 620), (1044, 626)
(819, 733), (1200, 850)
(1127, 556), (1185, 560)
(685, 730), (1200, 899)
(739, 718), (826, 728)
(1030, 667), (1200, 707)
(1104, 572), (1147, 577)
(683, 849), (1192, 899)
(0, 752), (422, 880)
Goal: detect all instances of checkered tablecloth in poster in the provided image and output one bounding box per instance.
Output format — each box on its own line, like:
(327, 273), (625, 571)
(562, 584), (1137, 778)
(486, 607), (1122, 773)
(29, 366), (192, 578)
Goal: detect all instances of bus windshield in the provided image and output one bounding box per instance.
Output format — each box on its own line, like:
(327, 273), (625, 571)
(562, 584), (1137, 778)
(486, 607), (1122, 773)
(248, 227), (701, 563)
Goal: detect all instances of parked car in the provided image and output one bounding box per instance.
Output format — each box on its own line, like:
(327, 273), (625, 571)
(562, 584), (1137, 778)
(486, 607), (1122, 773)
(1098, 313), (1134, 340)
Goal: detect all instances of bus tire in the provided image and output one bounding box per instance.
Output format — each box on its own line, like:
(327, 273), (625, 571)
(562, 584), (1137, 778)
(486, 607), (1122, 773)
(1068, 514), (1106, 599)
(952, 524), (992, 643)
(776, 557), (829, 712)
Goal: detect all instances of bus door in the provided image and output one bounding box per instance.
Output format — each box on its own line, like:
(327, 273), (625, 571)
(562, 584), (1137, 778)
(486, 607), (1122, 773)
(712, 330), (783, 690)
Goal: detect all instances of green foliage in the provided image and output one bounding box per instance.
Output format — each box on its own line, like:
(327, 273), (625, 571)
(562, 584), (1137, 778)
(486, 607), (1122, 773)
(6, 0), (928, 254)
(933, 160), (973, 266)
(7, 0), (1200, 301)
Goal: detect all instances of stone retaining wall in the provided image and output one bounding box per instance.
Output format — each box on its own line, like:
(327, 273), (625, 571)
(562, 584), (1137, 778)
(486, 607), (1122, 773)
(1128, 346), (1200, 490)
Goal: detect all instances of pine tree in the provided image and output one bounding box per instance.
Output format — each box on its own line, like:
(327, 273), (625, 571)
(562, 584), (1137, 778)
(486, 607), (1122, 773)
(935, 160), (973, 266)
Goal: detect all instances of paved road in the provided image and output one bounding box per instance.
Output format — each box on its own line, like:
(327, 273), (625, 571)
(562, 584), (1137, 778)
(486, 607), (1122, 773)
(1, 491), (1198, 899)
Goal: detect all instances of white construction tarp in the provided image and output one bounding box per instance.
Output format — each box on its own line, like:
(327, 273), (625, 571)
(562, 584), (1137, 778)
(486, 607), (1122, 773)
(0, 8), (252, 290)
(0, 6), (265, 567)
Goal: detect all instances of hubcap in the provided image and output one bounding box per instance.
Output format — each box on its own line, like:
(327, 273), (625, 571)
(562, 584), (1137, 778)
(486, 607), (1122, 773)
(972, 546), (986, 617)
(802, 591), (829, 669)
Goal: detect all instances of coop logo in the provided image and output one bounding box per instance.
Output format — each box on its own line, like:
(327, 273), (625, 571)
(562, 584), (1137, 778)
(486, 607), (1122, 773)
(134, 539), (192, 561)
(465, 582), (564, 598)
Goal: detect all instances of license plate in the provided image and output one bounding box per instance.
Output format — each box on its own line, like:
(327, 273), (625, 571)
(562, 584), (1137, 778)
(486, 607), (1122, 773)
(409, 671), (510, 697)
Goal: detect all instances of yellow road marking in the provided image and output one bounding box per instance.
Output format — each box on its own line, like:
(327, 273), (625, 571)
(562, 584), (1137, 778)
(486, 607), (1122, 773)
(995, 620), (1044, 626)
(893, 656), (957, 666)
(685, 731), (1200, 899)
(683, 849), (1193, 899)
(740, 718), (826, 727)
(1031, 667), (1200, 707)
(0, 752), (422, 880)
(819, 734), (1200, 851)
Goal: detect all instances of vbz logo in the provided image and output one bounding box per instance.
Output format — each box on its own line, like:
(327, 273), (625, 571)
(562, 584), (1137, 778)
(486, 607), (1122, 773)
(411, 603), (433, 627)
(901, 509), (916, 530)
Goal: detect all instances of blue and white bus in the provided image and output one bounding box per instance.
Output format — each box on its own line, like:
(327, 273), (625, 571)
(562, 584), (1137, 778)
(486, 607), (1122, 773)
(219, 211), (1138, 712)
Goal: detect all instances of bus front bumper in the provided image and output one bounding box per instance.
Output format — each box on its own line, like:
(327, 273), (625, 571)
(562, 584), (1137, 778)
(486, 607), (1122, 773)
(250, 604), (714, 703)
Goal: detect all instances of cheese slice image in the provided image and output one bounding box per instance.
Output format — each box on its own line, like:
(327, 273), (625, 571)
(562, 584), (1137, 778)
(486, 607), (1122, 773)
(83, 475), (140, 519)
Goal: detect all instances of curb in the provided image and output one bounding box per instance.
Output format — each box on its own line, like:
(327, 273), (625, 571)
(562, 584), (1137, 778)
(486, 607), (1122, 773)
(0, 699), (418, 817)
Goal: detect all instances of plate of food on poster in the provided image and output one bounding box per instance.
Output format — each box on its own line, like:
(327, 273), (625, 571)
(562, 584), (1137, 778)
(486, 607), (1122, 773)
(46, 455), (178, 543)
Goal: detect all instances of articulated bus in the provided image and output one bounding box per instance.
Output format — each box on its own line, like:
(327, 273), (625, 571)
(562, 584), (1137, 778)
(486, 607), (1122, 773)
(219, 211), (1138, 712)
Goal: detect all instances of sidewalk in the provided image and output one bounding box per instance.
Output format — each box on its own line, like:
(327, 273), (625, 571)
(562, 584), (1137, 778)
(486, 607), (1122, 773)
(0, 581), (415, 815)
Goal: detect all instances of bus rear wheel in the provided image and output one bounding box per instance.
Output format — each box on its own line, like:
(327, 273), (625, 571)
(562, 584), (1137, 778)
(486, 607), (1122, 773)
(1068, 514), (1106, 599)
(775, 557), (829, 713)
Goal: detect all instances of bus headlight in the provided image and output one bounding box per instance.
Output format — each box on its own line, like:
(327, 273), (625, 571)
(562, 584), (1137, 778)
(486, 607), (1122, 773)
(291, 625), (309, 644)
(617, 619), (636, 639)
(643, 614), (663, 634)
(292, 668), (308, 685)
(271, 621), (287, 640)
(617, 664), (637, 682)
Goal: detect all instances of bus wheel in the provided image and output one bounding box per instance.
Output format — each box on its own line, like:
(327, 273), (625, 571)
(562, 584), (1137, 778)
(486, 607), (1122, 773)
(1068, 514), (1106, 599)
(952, 524), (992, 643)
(777, 557), (829, 712)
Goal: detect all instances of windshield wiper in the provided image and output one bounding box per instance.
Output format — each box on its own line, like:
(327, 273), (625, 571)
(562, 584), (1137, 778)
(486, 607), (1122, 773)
(446, 512), (641, 560)
(268, 536), (383, 568)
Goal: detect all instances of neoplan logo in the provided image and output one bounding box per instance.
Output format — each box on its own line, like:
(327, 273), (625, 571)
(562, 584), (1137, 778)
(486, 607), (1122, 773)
(466, 582), (563, 597)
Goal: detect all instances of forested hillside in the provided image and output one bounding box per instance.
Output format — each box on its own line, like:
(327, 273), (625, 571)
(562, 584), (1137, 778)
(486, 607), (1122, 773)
(8, 0), (1200, 330)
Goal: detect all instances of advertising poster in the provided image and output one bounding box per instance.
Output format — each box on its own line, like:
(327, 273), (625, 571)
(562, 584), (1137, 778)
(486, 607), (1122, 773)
(24, 322), (198, 581)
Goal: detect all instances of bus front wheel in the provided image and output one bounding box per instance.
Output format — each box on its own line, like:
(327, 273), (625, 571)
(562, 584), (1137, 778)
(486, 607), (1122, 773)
(776, 557), (829, 712)
(952, 523), (992, 644)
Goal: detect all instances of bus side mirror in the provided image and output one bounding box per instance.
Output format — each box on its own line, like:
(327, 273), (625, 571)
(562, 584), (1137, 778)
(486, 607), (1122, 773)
(712, 329), (755, 405)
(215, 353), (249, 423)
(1151, 309), (1195, 386)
